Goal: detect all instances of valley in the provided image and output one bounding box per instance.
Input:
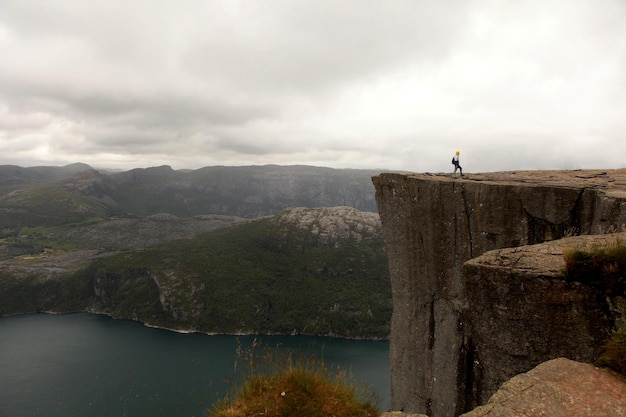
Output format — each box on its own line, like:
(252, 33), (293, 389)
(0, 164), (391, 339)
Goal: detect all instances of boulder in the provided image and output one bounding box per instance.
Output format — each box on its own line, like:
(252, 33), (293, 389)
(460, 358), (626, 417)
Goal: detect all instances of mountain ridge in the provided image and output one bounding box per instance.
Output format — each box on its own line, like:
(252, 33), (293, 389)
(0, 163), (382, 230)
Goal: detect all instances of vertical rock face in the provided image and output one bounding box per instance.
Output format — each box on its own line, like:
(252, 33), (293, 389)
(372, 170), (626, 417)
(463, 234), (626, 405)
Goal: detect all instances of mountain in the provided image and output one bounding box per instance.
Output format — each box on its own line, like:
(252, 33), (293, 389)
(109, 165), (380, 217)
(0, 207), (391, 339)
(0, 164), (381, 229)
(0, 163), (390, 338)
(0, 163), (93, 191)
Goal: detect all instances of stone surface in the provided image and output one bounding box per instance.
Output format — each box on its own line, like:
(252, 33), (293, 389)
(372, 169), (626, 417)
(463, 232), (626, 404)
(460, 358), (626, 417)
(275, 206), (380, 244)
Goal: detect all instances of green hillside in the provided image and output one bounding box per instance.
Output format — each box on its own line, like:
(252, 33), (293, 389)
(0, 163), (389, 339)
(0, 208), (391, 339)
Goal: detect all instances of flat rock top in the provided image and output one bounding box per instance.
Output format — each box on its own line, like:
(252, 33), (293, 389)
(460, 358), (626, 417)
(465, 232), (626, 276)
(378, 169), (626, 195)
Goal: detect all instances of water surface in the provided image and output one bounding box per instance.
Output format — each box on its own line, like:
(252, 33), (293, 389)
(0, 313), (389, 417)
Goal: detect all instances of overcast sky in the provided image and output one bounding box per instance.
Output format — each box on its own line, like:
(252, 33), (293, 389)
(0, 0), (624, 173)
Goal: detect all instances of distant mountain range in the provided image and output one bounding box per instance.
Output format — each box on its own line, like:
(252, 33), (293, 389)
(0, 163), (382, 229)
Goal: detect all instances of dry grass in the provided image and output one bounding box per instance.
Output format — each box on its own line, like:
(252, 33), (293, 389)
(563, 242), (626, 295)
(206, 340), (379, 417)
(595, 318), (626, 377)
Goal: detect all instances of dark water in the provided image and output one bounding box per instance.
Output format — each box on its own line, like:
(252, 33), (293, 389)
(0, 313), (389, 417)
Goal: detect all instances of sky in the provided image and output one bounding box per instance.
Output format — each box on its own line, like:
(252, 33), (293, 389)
(0, 0), (624, 173)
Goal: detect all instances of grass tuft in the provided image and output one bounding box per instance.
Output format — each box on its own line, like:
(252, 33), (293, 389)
(563, 242), (626, 296)
(206, 340), (379, 417)
(595, 319), (626, 376)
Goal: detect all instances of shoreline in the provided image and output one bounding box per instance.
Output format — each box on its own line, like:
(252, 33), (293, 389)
(1, 310), (390, 341)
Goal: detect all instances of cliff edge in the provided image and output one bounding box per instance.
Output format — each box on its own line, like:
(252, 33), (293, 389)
(372, 169), (626, 417)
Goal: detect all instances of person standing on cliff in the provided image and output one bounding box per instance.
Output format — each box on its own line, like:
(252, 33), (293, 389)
(452, 150), (463, 178)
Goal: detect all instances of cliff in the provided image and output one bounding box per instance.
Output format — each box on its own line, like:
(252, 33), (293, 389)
(372, 169), (626, 417)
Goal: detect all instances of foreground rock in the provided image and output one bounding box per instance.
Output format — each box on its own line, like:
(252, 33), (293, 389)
(383, 358), (626, 417)
(460, 358), (626, 417)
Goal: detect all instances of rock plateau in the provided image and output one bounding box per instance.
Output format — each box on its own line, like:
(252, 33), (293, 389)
(373, 169), (626, 417)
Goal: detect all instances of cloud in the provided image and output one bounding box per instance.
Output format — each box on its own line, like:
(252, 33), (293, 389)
(0, 0), (624, 172)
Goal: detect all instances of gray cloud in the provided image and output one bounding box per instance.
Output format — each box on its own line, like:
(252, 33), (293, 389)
(0, 0), (624, 172)
(182, 2), (469, 94)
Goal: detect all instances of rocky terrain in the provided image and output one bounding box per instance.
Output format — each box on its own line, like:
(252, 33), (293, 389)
(0, 213), (247, 284)
(373, 169), (626, 417)
(275, 206), (381, 244)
